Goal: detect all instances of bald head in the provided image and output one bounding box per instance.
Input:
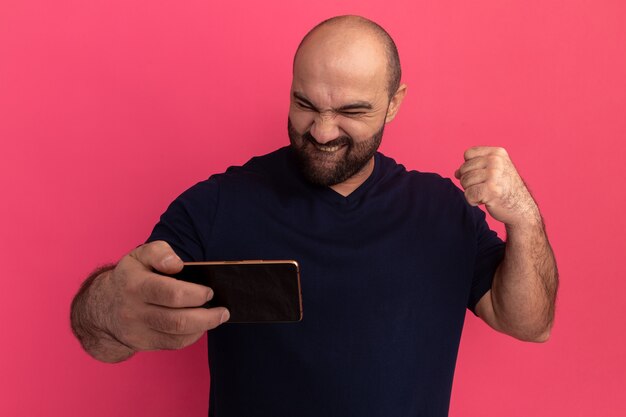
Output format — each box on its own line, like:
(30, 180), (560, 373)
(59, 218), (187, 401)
(293, 15), (402, 99)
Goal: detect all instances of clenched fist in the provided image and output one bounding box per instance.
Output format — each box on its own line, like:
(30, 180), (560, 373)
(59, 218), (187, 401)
(454, 146), (541, 227)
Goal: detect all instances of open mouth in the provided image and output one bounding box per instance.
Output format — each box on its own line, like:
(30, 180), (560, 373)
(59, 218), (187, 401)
(315, 145), (340, 152)
(313, 143), (347, 153)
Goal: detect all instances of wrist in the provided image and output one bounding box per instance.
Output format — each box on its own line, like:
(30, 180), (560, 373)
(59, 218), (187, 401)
(504, 202), (543, 231)
(71, 265), (135, 362)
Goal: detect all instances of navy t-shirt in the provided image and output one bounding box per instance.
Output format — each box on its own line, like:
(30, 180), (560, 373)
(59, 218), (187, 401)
(147, 146), (505, 417)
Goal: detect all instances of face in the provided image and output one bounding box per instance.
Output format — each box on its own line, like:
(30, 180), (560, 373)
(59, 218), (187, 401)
(288, 31), (395, 188)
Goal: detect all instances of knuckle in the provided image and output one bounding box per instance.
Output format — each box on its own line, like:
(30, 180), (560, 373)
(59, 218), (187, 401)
(173, 314), (188, 333)
(486, 167), (500, 178)
(167, 286), (186, 306)
(145, 242), (160, 259)
(144, 280), (183, 306)
(117, 253), (136, 270)
(464, 188), (477, 202)
(462, 175), (476, 189)
(157, 241), (176, 258)
(148, 310), (189, 334)
(154, 240), (168, 248)
(468, 184), (485, 200)
(487, 154), (501, 166)
(134, 242), (151, 257)
(146, 310), (171, 331)
(495, 147), (508, 156)
(143, 240), (168, 262)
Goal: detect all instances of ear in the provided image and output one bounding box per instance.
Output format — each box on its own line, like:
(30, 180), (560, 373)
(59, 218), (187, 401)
(385, 84), (407, 123)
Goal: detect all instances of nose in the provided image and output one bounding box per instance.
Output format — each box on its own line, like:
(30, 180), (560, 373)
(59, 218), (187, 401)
(309, 113), (341, 144)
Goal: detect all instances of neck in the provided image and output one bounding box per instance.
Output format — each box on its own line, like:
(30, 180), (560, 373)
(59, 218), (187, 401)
(329, 156), (375, 197)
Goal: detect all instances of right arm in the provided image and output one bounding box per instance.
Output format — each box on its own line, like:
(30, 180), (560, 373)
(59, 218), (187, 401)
(69, 241), (230, 363)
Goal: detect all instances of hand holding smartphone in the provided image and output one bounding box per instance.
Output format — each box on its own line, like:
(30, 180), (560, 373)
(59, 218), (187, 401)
(168, 260), (303, 323)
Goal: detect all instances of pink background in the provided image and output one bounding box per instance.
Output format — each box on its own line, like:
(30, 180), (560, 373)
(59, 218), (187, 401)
(1, 0), (625, 415)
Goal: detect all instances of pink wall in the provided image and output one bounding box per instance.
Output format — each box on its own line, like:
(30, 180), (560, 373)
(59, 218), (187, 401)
(1, 0), (625, 415)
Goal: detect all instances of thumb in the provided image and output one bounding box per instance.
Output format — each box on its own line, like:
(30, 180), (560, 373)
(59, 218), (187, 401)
(130, 240), (184, 274)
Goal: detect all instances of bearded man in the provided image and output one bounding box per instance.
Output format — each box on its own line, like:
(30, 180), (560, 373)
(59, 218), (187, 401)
(71, 15), (558, 417)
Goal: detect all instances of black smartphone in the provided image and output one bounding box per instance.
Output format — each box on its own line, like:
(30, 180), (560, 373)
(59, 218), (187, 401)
(169, 260), (303, 323)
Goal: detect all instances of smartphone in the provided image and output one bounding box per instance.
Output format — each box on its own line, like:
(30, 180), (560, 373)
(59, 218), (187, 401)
(168, 260), (303, 323)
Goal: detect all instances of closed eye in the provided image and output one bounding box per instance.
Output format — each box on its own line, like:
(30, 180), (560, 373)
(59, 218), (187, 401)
(295, 100), (316, 111)
(340, 111), (365, 117)
(292, 91), (373, 116)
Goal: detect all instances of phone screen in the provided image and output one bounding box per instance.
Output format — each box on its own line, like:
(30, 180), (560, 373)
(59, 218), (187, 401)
(169, 261), (303, 323)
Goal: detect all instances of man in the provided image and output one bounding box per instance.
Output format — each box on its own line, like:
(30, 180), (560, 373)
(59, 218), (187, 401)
(71, 15), (558, 416)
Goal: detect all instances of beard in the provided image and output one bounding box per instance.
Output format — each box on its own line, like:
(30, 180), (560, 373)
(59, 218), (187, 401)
(288, 118), (385, 187)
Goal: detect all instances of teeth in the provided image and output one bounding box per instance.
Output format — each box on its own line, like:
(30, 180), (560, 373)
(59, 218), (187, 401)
(315, 145), (341, 152)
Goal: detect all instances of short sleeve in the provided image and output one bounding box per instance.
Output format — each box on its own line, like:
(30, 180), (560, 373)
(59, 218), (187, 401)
(466, 205), (505, 315)
(145, 177), (220, 262)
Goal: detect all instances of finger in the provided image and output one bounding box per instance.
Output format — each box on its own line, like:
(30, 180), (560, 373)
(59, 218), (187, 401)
(465, 181), (502, 207)
(143, 305), (230, 335)
(141, 274), (214, 307)
(464, 184), (488, 206)
(463, 146), (508, 161)
(131, 241), (183, 274)
(455, 157), (488, 179)
(459, 169), (489, 189)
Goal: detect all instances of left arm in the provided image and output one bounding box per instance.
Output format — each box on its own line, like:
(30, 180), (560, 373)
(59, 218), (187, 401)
(455, 146), (559, 342)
